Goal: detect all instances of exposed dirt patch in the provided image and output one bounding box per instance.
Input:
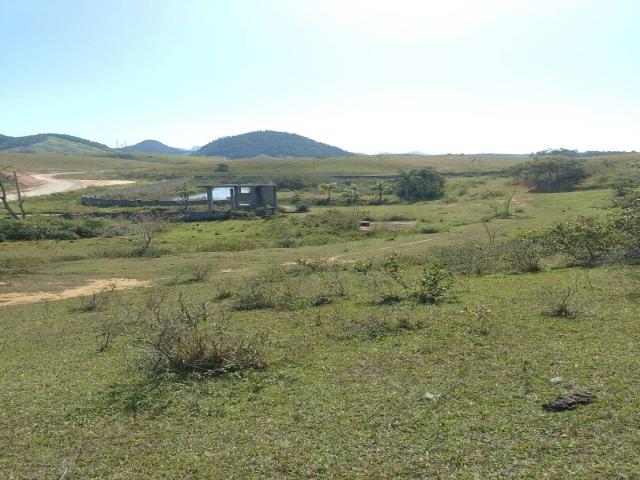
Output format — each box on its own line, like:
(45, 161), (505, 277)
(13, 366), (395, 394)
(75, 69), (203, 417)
(6, 173), (135, 201)
(512, 195), (531, 206)
(0, 278), (150, 307)
(359, 220), (417, 231)
(1, 171), (44, 190)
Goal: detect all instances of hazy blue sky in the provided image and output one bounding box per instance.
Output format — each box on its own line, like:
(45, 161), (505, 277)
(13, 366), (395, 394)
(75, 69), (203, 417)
(1, 0), (639, 153)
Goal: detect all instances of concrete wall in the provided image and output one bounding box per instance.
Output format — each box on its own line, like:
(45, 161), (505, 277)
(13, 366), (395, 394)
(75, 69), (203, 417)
(80, 196), (209, 208)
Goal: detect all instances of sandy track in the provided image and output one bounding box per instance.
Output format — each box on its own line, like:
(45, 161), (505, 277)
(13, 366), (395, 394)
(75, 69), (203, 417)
(0, 278), (150, 307)
(6, 173), (134, 201)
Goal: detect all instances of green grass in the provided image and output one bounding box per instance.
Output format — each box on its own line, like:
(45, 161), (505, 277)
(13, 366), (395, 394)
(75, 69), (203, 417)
(1, 261), (639, 478)
(1, 153), (639, 478)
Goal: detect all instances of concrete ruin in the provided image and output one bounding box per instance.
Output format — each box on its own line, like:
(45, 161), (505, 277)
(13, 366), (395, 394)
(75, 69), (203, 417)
(200, 184), (277, 214)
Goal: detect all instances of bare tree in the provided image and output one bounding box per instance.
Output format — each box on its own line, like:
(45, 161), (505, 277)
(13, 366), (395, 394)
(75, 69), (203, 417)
(482, 222), (497, 245)
(133, 216), (167, 256)
(0, 172), (20, 220)
(12, 170), (26, 219)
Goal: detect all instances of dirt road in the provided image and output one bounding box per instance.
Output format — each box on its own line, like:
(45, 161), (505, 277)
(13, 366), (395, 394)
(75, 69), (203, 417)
(6, 173), (134, 200)
(0, 278), (150, 307)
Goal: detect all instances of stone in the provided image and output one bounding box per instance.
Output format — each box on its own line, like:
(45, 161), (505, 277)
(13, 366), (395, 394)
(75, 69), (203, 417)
(542, 391), (597, 412)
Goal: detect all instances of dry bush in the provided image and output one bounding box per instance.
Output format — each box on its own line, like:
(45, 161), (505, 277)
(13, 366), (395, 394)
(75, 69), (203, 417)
(139, 296), (265, 377)
(338, 306), (424, 340)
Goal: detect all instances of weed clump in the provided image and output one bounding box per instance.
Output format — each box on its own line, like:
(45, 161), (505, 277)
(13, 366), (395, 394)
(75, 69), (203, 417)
(141, 297), (264, 377)
(339, 308), (424, 340)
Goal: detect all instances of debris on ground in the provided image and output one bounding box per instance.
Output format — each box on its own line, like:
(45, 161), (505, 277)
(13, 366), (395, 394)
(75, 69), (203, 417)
(542, 391), (597, 412)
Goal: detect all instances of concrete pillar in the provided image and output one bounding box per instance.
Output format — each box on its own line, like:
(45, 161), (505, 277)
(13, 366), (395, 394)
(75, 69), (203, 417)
(206, 187), (213, 212)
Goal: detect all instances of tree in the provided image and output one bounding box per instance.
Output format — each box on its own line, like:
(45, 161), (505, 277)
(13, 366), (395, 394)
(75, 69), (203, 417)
(132, 216), (167, 256)
(393, 168), (445, 202)
(510, 156), (587, 192)
(340, 184), (360, 205)
(0, 168), (26, 220)
(178, 183), (190, 212)
(319, 182), (338, 203)
(371, 180), (392, 202)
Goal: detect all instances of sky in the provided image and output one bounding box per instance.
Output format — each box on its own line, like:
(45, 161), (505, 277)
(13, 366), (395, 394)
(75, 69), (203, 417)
(1, 0), (639, 154)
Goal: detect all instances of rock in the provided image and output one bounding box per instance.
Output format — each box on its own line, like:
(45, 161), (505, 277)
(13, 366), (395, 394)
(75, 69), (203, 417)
(550, 376), (564, 384)
(542, 391), (597, 412)
(424, 392), (438, 401)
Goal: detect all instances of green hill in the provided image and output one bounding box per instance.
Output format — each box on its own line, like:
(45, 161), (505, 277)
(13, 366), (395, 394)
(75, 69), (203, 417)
(119, 139), (187, 155)
(194, 130), (352, 159)
(0, 133), (111, 155)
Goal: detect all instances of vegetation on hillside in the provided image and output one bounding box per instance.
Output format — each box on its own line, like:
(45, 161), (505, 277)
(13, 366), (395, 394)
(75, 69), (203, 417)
(194, 130), (352, 159)
(394, 167), (446, 201)
(119, 139), (187, 155)
(510, 156), (588, 192)
(0, 133), (111, 155)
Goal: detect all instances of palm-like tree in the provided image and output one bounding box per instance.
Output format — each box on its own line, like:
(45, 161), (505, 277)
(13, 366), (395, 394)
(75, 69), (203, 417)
(340, 184), (360, 205)
(396, 171), (413, 202)
(319, 182), (338, 203)
(372, 180), (391, 202)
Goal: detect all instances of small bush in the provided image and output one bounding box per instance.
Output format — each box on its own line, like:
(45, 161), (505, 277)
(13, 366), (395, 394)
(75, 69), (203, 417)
(339, 308), (424, 340)
(542, 218), (619, 266)
(410, 265), (453, 304)
(231, 281), (273, 311)
(278, 237), (297, 248)
(310, 295), (331, 307)
(0, 217), (129, 242)
(72, 291), (109, 313)
(539, 278), (590, 318)
(141, 297), (264, 377)
(428, 242), (503, 276)
(505, 235), (548, 273)
(374, 294), (402, 305)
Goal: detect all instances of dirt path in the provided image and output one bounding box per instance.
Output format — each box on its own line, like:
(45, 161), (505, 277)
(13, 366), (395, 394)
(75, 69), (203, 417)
(0, 278), (150, 307)
(282, 232), (461, 267)
(6, 173), (134, 200)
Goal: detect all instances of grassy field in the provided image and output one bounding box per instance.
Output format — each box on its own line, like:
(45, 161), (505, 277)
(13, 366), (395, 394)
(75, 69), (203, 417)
(1, 152), (639, 478)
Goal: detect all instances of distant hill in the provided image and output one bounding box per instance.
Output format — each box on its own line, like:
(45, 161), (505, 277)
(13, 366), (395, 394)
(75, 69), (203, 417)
(120, 139), (187, 155)
(0, 133), (111, 155)
(194, 130), (352, 159)
(532, 148), (636, 157)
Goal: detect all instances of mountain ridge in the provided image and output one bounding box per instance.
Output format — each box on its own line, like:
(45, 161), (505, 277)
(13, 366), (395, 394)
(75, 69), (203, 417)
(0, 133), (111, 155)
(119, 139), (187, 155)
(194, 130), (352, 159)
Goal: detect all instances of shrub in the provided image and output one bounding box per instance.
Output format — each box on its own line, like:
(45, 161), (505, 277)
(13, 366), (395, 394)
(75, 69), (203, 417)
(541, 279), (583, 318)
(339, 308), (424, 340)
(428, 242), (503, 276)
(0, 217), (127, 242)
(302, 210), (361, 233)
(215, 163), (229, 172)
(510, 156), (588, 192)
(394, 168), (446, 202)
(505, 235), (548, 273)
(231, 280), (273, 311)
(468, 305), (495, 336)
(72, 291), (109, 313)
(189, 264), (211, 283)
(611, 189), (640, 262)
(141, 297), (264, 377)
(410, 265), (453, 304)
(542, 217), (619, 266)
